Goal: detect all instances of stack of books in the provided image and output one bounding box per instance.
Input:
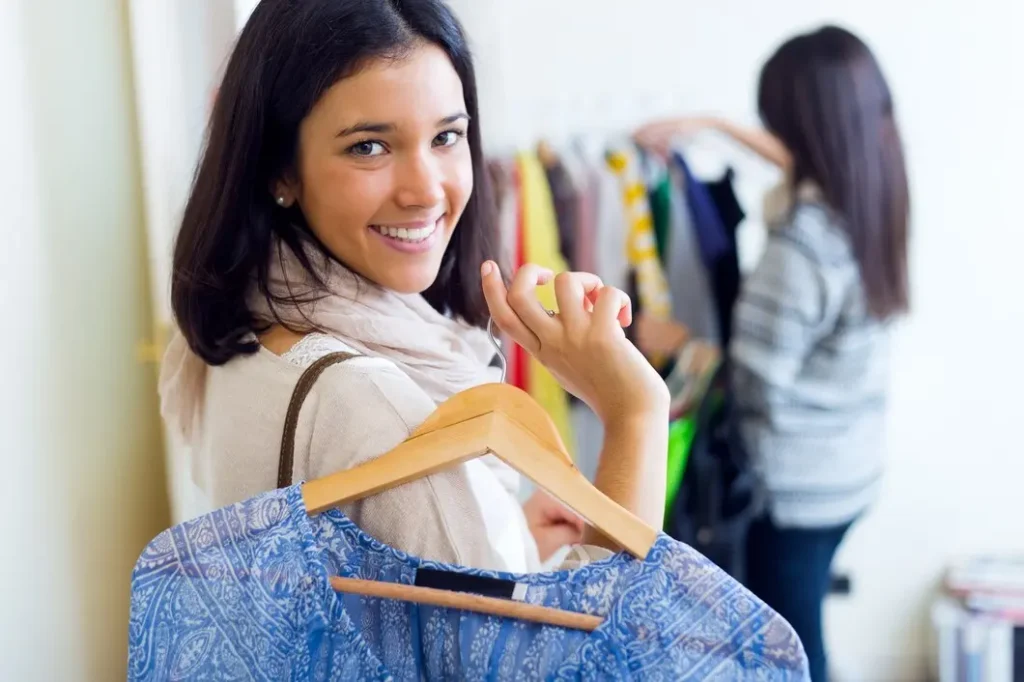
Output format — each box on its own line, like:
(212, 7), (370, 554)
(932, 557), (1024, 682)
(947, 557), (1024, 621)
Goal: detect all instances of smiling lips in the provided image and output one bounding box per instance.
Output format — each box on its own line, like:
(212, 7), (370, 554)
(369, 216), (444, 253)
(371, 222), (436, 242)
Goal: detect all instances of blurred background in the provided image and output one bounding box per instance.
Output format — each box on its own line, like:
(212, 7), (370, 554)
(1, 1), (1021, 680)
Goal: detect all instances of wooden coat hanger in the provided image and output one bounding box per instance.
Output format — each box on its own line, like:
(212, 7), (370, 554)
(302, 319), (659, 631)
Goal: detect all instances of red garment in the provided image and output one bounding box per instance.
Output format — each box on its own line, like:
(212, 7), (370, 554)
(511, 165), (529, 392)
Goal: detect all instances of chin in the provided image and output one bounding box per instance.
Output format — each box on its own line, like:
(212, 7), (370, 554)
(377, 266), (442, 295)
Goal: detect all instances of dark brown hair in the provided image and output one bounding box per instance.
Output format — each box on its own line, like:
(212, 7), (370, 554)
(171, 0), (499, 365)
(758, 25), (910, 320)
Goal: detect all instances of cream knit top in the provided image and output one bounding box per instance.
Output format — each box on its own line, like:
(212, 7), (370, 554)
(189, 333), (539, 572)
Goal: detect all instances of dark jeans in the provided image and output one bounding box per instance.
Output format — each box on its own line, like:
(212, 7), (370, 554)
(744, 515), (853, 682)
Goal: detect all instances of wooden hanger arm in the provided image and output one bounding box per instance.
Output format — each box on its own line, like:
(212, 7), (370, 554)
(411, 384), (571, 462)
(331, 576), (601, 631)
(489, 413), (658, 559)
(301, 414), (495, 514)
(302, 407), (658, 558)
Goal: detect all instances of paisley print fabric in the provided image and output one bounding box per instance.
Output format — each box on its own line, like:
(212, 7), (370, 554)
(129, 485), (808, 680)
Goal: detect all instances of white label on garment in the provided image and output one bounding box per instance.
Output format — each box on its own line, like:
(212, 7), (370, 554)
(511, 583), (529, 602)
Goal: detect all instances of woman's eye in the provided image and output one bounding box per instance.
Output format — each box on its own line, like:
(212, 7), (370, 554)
(434, 130), (465, 148)
(348, 140), (386, 157)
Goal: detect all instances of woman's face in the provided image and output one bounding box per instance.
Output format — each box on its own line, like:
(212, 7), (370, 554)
(282, 43), (473, 293)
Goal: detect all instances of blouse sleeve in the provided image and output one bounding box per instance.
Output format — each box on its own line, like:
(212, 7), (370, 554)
(298, 358), (505, 570)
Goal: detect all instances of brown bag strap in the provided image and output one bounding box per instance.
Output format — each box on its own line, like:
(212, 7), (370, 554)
(278, 351), (360, 488)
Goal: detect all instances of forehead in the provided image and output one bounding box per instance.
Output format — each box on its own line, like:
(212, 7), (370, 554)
(309, 43), (466, 131)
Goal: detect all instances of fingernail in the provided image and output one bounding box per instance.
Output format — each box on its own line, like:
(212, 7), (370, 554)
(481, 261), (493, 277)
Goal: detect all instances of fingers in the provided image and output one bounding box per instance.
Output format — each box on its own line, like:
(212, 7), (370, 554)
(548, 522), (584, 546)
(483, 261), (632, 355)
(481, 261), (541, 353)
(506, 263), (559, 338)
(553, 271), (603, 327)
(593, 286), (632, 328)
(555, 506), (585, 534)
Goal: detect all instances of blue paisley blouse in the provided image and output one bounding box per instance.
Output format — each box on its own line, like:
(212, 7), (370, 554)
(128, 485), (808, 680)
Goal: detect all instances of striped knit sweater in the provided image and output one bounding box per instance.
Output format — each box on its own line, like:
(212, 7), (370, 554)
(730, 184), (890, 528)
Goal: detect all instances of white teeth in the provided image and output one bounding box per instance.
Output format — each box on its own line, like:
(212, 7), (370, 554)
(373, 221), (438, 242)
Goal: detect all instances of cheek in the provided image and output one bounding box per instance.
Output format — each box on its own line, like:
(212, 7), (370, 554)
(446, 150), (474, 220)
(302, 162), (387, 236)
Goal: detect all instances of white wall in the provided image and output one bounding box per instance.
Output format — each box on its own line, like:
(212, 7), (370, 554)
(449, 1), (1024, 680)
(127, 0), (238, 524)
(0, 1), (170, 679)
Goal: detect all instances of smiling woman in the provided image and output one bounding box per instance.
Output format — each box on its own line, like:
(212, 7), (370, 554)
(131, 2), (816, 678)
(157, 0), (594, 574)
(156, 0), (677, 587)
(171, 1), (499, 366)
(273, 46), (475, 294)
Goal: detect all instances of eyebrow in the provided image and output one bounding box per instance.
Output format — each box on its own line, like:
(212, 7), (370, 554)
(336, 112), (470, 138)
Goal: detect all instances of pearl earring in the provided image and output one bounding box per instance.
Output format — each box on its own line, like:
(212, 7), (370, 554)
(276, 196), (287, 207)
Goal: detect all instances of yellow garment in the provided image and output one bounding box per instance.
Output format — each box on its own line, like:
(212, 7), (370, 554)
(515, 151), (575, 456)
(606, 146), (673, 368)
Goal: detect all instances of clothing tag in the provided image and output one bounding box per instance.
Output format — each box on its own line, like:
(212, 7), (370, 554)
(414, 568), (527, 602)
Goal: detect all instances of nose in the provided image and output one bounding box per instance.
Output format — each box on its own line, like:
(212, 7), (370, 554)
(394, 149), (446, 210)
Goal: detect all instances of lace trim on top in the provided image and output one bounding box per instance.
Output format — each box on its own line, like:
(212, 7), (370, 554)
(280, 333), (356, 369)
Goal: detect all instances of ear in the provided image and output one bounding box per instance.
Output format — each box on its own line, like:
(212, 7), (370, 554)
(270, 176), (299, 208)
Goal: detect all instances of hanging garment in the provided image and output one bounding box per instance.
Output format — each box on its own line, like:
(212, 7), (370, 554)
(705, 167), (746, 234)
(559, 140), (599, 275)
(511, 164), (530, 393)
(649, 170), (673, 267)
(665, 362), (759, 584)
(605, 145), (672, 319)
(516, 151), (574, 453)
(585, 143), (630, 294)
(129, 485), (811, 680)
(665, 414), (697, 519)
(606, 144), (673, 368)
(666, 163), (720, 344)
(636, 148), (672, 265)
(488, 157), (519, 274)
(490, 157), (523, 390)
(543, 156), (579, 270)
(672, 152), (741, 346)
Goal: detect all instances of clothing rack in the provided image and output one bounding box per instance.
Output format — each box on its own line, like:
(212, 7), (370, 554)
(486, 138), (745, 481)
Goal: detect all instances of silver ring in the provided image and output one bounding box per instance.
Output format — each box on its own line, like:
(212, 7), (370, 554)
(545, 308), (556, 317)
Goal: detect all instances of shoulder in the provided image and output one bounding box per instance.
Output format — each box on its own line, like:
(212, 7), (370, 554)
(223, 331), (432, 436)
(268, 332), (414, 393)
(281, 334), (435, 432)
(759, 203), (860, 305)
(278, 333), (373, 370)
(773, 202), (855, 269)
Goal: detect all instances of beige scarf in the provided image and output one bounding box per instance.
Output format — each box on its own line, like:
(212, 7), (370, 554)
(161, 238), (539, 571)
(159, 238), (501, 446)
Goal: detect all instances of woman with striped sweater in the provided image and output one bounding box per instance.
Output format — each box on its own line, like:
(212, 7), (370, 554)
(635, 25), (910, 682)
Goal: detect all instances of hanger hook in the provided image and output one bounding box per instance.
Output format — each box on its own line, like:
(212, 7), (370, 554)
(487, 318), (507, 384)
